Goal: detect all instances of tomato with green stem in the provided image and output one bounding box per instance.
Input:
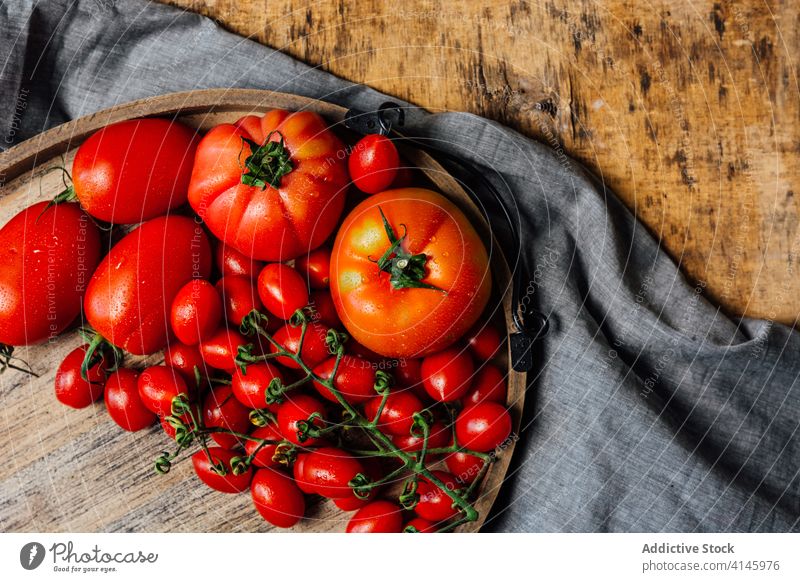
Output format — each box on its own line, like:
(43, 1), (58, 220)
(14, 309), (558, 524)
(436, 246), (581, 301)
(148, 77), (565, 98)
(445, 451), (487, 485)
(104, 368), (156, 431)
(232, 362), (284, 410)
(404, 517), (437, 533)
(415, 470), (460, 522)
(277, 393), (327, 446)
(421, 348), (474, 402)
(455, 402), (512, 452)
(271, 321), (330, 370)
(54, 345), (109, 408)
(312, 355), (377, 404)
(392, 421), (450, 453)
(250, 468), (305, 528)
(295, 247), (331, 289)
(203, 385), (252, 449)
(363, 390), (424, 436)
(170, 280), (223, 346)
(300, 447), (365, 498)
(345, 500), (404, 533)
(199, 327), (249, 372)
(348, 134), (399, 194)
(192, 447), (252, 493)
(137, 365), (190, 417)
(164, 342), (206, 386)
(257, 263), (308, 321)
(216, 275), (264, 327)
(245, 424), (284, 468)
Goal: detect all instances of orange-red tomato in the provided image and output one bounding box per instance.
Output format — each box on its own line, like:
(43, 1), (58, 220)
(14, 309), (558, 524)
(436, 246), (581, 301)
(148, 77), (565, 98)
(188, 110), (349, 261)
(330, 188), (491, 358)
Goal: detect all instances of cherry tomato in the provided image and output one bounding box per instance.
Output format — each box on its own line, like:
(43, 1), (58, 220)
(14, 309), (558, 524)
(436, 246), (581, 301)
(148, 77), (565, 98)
(463, 364), (507, 406)
(54, 345), (108, 409)
(250, 468), (306, 528)
(348, 134), (399, 194)
(394, 358), (422, 388)
(199, 327), (249, 372)
(292, 453), (315, 493)
(170, 280), (223, 346)
(466, 323), (504, 360)
(215, 242), (264, 279)
(232, 362), (284, 410)
(415, 470), (459, 522)
(455, 402), (512, 452)
(363, 391), (424, 436)
(445, 451), (487, 485)
(137, 365), (190, 416)
(85, 215), (212, 355)
(277, 394), (327, 446)
(312, 355), (376, 404)
(308, 290), (341, 329)
(0, 202), (101, 346)
(295, 247), (331, 289)
(192, 447), (252, 493)
(203, 385), (252, 449)
(71, 118), (198, 223)
(164, 342), (207, 385)
(271, 322), (330, 369)
(392, 421), (450, 453)
(301, 447), (364, 498)
(334, 493), (374, 511)
(257, 263), (308, 320)
(404, 517), (437, 533)
(345, 500), (404, 533)
(104, 368), (156, 431)
(421, 348), (474, 402)
(216, 275), (263, 326)
(245, 424), (285, 468)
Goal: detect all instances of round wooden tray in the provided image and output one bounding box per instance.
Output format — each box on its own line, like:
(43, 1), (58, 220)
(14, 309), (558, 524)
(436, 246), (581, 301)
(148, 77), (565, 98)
(0, 89), (525, 533)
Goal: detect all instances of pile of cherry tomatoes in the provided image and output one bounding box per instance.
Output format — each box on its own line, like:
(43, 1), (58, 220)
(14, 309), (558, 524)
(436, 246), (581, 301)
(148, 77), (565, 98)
(0, 110), (513, 532)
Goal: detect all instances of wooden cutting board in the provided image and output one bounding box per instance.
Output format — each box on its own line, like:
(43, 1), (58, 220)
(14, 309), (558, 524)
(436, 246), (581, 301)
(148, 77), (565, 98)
(0, 89), (526, 533)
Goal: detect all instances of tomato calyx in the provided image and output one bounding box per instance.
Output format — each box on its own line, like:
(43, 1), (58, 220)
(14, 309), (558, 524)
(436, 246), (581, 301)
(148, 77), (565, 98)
(372, 208), (445, 292)
(240, 131), (293, 189)
(78, 328), (124, 382)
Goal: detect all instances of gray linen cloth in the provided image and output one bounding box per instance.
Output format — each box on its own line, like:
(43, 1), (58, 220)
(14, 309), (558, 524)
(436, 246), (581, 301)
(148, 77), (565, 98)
(1, 0), (797, 532)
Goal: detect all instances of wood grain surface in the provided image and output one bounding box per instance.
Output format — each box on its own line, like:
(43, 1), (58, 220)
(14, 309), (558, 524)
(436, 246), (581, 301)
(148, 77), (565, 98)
(0, 90), (524, 532)
(159, 0), (800, 325)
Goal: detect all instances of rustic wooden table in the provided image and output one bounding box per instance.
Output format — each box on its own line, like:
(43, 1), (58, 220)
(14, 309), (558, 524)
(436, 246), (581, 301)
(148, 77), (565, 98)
(162, 0), (799, 325)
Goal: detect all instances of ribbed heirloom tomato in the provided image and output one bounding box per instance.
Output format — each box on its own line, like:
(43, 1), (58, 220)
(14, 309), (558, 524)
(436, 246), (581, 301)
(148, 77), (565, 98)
(330, 188), (491, 358)
(188, 110), (349, 261)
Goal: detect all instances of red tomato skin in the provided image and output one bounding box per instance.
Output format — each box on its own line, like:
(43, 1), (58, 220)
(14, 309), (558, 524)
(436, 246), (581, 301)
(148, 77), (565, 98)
(334, 493), (375, 511)
(348, 134), (399, 194)
(203, 385), (252, 449)
(0, 202), (101, 346)
(188, 110), (349, 261)
(308, 290), (341, 329)
(216, 275), (263, 326)
(137, 365), (190, 416)
(301, 447), (364, 499)
(392, 422), (450, 453)
(192, 447), (253, 493)
(199, 327), (248, 372)
(245, 424), (284, 468)
(170, 280), (223, 345)
(54, 345), (107, 408)
(466, 323), (504, 360)
(464, 364), (507, 406)
(363, 391), (424, 436)
(292, 453), (316, 493)
(295, 247), (331, 289)
(405, 517), (437, 533)
(346, 500), (404, 533)
(232, 362), (284, 410)
(421, 348), (474, 402)
(164, 342), (206, 385)
(250, 468), (306, 528)
(444, 451), (486, 485)
(312, 355), (376, 404)
(455, 402), (512, 452)
(271, 322), (329, 370)
(257, 263), (308, 320)
(104, 368), (156, 431)
(415, 471), (459, 522)
(277, 394), (326, 446)
(215, 242), (263, 279)
(85, 216), (212, 355)
(72, 118), (198, 223)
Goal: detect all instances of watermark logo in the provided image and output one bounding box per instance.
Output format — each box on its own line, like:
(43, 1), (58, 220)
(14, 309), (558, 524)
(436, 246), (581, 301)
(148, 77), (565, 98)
(20, 542), (46, 570)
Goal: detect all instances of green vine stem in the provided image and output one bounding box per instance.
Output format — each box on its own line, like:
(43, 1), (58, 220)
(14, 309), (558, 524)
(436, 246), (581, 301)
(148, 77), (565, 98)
(0, 343), (39, 377)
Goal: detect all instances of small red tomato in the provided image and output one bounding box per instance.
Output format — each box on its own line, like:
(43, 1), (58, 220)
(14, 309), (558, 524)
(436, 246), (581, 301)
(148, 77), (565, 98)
(363, 390), (425, 437)
(464, 364), (507, 406)
(203, 385), (252, 449)
(392, 422), (450, 453)
(394, 358), (422, 388)
(251, 468), (305, 528)
(293, 453), (315, 493)
(54, 345), (108, 409)
(170, 280), (223, 345)
(346, 500), (404, 533)
(257, 263), (309, 320)
(455, 402), (512, 452)
(415, 470), (459, 522)
(348, 134), (399, 194)
(216, 242), (264, 279)
(295, 247), (331, 289)
(245, 424), (284, 468)
(301, 447), (364, 499)
(334, 493), (375, 511)
(421, 348), (474, 402)
(199, 327), (249, 372)
(232, 362), (284, 410)
(312, 355), (376, 404)
(104, 368), (155, 431)
(404, 517), (437, 533)
(164, 342), (207, 386)
(216, 275), (264, 327)
(466, 323), (504, 360)
(137, 365), (190, 416)
(308, 290), (341, 329)
(192, 447), (252, 493)
(277, 394), (327, 446)
(445, 451), (487, 485)
(271, 322), (329, 370)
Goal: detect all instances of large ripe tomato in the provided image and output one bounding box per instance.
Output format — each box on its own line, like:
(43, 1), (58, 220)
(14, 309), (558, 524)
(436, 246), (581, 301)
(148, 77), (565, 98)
(330, 188), (491, 358)
(85, 215), (211, 355)
(192, 447), (253, 493)
(104, 368), (156, 431)
(0, 202), (101, 346)
(188, 110), (349, 261)
(71, 118), (198, 223)
(250, 468), (305, 528)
